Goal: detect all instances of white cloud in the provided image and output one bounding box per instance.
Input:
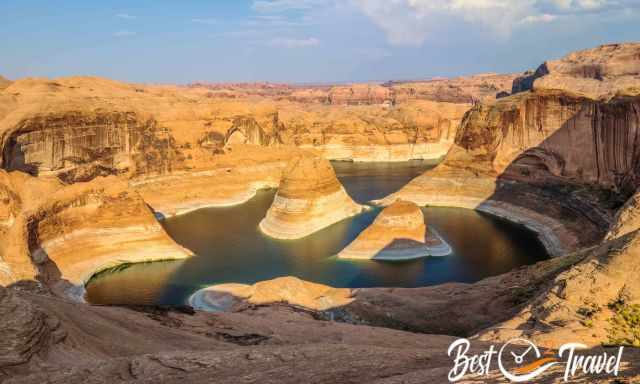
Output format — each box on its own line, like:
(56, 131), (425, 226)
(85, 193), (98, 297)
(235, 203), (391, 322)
(116, 13), (136, 20)
(113, 30), (136, 37)
(353, 0), (640, 46)
(268, 37), (320, 48)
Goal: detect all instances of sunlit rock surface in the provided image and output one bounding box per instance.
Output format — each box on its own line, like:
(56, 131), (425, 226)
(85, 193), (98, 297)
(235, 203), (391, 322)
(380, 43), (640, 256)
(259, 154), (365, 239)
(3, 43), (640, 382)
(190, 276), (354, 311)
(0, 75), (11, 91)
(531, 43), (640, 99)
(0, 170), (192, 298)
(337, 200), (451, 260)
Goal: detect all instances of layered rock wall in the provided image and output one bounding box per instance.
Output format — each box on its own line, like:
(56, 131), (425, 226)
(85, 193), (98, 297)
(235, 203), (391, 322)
(381, 44), (640, 255)
(455, 92), (640, 191)
(0, 111), (185, 181)
(259, 155), (365, 239)
(0, 171), (192, 296)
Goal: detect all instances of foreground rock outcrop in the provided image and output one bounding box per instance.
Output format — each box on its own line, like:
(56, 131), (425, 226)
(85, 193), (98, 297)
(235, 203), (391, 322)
(337, 200), (450, 260)
(259, 155), (365, 239)
(190, 276), (354, 311)
(10, 283), (637, 383)
(478, 229), (640, 348)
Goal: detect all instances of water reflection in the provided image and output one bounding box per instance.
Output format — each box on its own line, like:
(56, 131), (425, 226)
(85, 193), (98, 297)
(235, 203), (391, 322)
(86, 161), (548, 306)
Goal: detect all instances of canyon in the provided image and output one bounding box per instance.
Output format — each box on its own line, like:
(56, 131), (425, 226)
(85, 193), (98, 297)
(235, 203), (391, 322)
(1, 43), (640, 382)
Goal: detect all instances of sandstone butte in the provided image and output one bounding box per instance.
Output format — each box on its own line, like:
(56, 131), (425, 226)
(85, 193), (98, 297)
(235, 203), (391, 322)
(259, 154), (365, 239)
(189, 276), (354, 312)
(337, 199), (451, 260)
(2, 43), (640, 382)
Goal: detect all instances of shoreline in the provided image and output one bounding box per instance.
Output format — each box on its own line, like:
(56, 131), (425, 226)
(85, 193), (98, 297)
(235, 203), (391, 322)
(299, 142), (453, 163)
(375, 194), (573, 257)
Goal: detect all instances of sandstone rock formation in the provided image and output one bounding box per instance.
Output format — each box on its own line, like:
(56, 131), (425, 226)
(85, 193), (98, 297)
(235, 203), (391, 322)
(0, 76), (468, 181)
(190, 276), (354, 311)
(479, 228), (640, 348)
(529, 43), (640, 99)
(337, 200), (451, 260)
(3, 281), (640, 382)
(276, 100), (468, 162)
(387, 73), (518, 104)
(3, 43), (640, 382)
(327, 84), (393, 105)
(259, 154), (365, 239)
(379, 43), (640, 257)
(223, 115), (277, 146)
(0, 169), (192, 298)
(0, 75), (11, 91)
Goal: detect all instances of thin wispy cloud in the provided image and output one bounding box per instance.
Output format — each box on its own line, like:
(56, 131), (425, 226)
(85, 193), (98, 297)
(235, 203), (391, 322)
(268, 37), (320, 48)
(113, 30), (136, 38)
(252, 0), (325, 13)
(116, 13), (136, 20)
(192, 18), (217, 25)
(209, 29), (262, 39)
(520, 13), (559, 24)
(248, 14), (311, 27)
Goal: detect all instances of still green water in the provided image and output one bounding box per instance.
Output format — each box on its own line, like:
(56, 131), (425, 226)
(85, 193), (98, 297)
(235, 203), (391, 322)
(86, 161), (548, 306)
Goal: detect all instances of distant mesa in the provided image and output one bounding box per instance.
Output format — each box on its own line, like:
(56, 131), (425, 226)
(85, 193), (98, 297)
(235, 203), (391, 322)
(189, 276), (354, 312)
(337, 200), (451, 260)
(259, 154), (366, 239)
(328, 84), (394, 106)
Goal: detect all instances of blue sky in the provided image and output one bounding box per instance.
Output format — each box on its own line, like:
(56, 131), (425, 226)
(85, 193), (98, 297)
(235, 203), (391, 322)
(1, 0), (639, 84)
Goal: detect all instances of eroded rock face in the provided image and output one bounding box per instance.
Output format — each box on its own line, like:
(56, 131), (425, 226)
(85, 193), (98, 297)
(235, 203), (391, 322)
(0, 171), (192, 296)
(388, 73), (519, 104)
(0, 77), (469, 182)
(190, 276), (354, 311)
(606, 191), (640, 240)
(480, 230), (640, 348)
(259, 154), (365, 239)
(328, 84), (393, 105)
(0, 75), (11, 91)
(337, 200), (450, 260)
(532, 43), (640, 99)
(276, 100), (468, 162)
(0, 286), (54, 367)
(380, 45), (640, 257)
(31, 179), (193, 298)
(223, 115), (277, 146)
(0, 111), (185, 181)
(456, 92), (640, 190)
